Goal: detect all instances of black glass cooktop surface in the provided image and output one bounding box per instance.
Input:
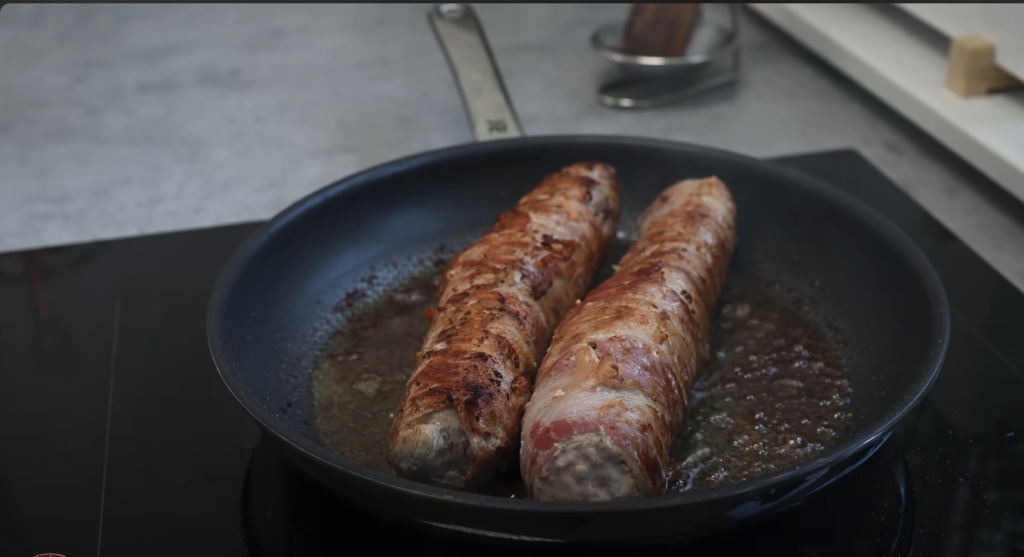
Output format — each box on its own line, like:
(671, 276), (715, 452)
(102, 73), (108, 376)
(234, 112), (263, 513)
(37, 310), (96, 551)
(2, 150), (1022, 556)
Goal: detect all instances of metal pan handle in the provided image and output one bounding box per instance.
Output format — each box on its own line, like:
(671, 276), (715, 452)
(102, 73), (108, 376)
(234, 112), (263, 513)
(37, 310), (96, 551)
(428, 3), (523, 141)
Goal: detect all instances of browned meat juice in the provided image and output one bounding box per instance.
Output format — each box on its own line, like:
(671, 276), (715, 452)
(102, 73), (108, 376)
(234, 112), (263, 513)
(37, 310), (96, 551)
(312, 260), (855, 495)
(667, 277), (855, 491)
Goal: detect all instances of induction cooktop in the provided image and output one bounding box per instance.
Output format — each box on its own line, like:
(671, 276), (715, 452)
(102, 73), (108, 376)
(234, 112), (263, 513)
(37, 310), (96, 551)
(2, 150), (1022, 556)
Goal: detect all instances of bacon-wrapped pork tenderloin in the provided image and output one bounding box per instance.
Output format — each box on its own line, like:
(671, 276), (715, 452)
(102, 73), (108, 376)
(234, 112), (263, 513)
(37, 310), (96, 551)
(387, 163), (621, 488)
(520, 177), (737, 500)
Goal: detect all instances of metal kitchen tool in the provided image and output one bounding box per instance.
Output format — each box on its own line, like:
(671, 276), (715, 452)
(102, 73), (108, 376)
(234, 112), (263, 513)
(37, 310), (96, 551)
(591, 3), (742, 109)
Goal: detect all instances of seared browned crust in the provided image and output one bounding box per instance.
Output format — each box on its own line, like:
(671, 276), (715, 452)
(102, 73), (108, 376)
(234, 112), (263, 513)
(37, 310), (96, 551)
(387, 163), (621, 488)
(520, 177), (737, 500)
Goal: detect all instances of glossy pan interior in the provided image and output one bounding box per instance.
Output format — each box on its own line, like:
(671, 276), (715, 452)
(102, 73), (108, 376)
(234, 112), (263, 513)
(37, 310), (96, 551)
(208, 134), (948, 543)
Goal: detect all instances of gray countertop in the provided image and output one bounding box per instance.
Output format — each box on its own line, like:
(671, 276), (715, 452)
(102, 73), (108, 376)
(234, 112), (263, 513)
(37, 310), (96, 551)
(2, 3), (1023, 292)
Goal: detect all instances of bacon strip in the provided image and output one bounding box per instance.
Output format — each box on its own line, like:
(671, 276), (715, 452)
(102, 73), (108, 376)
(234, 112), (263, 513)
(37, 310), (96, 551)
(520, 177), (737, 500)
(387, 163), (621, 488)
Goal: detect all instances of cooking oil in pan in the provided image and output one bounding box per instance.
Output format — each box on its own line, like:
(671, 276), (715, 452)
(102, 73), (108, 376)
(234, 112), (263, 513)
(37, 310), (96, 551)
(311, 258), (855, 495)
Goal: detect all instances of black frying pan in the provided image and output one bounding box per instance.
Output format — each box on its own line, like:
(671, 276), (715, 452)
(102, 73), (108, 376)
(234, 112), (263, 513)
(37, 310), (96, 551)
(207, 4), (948, 545)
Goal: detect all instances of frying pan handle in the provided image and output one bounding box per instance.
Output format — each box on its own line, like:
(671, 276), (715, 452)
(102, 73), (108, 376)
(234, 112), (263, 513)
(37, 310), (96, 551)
(428, 4), (524, 141)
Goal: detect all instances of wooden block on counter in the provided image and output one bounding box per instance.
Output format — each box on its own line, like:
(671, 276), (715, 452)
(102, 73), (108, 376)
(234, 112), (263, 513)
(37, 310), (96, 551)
(945, 35), (1023, 98)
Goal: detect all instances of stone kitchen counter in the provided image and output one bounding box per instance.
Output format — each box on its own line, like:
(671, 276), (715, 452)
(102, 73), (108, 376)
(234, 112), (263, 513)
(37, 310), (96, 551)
(2, 3), (1023, 292)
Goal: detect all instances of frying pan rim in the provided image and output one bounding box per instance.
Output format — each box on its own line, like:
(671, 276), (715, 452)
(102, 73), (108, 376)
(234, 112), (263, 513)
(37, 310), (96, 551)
(207, 134), (950, 514)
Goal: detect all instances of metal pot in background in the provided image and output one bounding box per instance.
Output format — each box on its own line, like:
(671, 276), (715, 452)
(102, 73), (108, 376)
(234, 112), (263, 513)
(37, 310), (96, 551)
(592, 3), (741, 109)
